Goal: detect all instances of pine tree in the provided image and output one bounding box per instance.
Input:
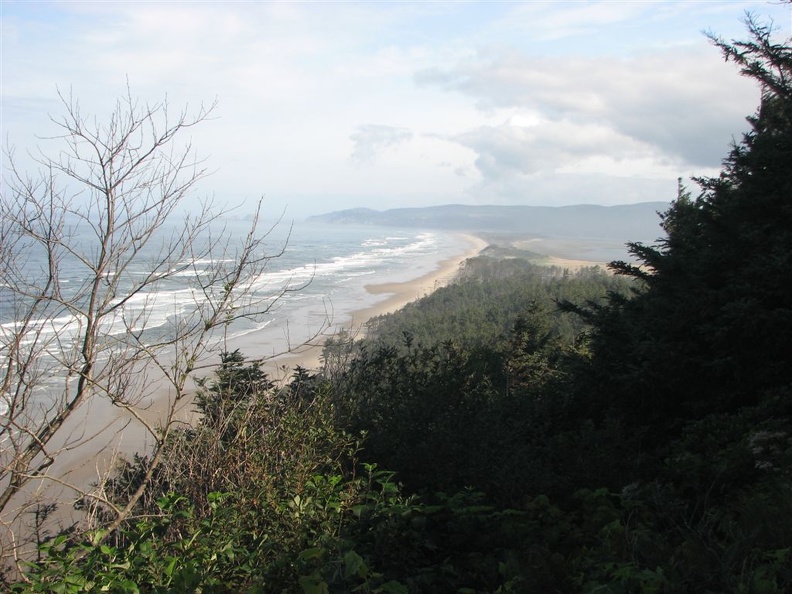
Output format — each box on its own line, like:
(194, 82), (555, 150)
(585, 16), (792, 429)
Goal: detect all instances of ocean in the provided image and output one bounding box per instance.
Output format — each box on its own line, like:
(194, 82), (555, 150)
(0, 218), (473, 416)
(215, 218), (474, 353)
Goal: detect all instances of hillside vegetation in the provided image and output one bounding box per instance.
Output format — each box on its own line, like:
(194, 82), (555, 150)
(8, 17), (792, 594)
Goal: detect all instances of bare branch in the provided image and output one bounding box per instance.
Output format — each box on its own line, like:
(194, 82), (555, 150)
(1, 89), (300, 569)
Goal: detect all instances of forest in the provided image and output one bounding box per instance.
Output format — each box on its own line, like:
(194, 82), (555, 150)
(4, 16), (792, 594)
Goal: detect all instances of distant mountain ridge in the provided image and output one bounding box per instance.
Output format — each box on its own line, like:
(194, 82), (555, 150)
(307, 202), (670, 244)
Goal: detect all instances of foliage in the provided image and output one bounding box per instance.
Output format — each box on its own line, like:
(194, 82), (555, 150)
(16, 465), (554, 592)
(0, 88), (292, 569)
(579, 15), (792, 437)
(329, 262), (625, 502)
(363, 260), (627, 353)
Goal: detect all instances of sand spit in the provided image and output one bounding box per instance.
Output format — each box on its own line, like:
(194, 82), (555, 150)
(7, 230), (606, 541)
(262, 233), (488, 375)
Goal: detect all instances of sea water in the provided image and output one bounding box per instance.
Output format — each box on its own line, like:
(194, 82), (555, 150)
(0, 217), (472, 416)
(220, 218), (473, 354)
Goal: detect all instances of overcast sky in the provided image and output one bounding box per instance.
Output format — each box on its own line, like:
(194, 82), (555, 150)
(2, 1), (791, 218)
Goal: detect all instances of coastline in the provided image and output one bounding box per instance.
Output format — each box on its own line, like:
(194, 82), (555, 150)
(233, 233), (489, 376)
(33, 231), (598, 509)
(5, 218), (631, 553)
(43, 232), (488, 489)
(223, 233), (603, 377)
(544, 255), (606, 270)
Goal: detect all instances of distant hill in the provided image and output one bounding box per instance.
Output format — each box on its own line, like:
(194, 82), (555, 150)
(306, 203), (669, 245)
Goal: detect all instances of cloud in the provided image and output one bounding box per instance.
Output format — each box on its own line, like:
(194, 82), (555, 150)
(450, 117), (686, 207)
(417, 45), (758, 169)
(411, 37), (767, 206)
(5, 1), (788, 215)
(349, 125), (414, 164)
(457, 118), (657, 178)
(486, 1), (648, 43)
(461, 168), (679, 209)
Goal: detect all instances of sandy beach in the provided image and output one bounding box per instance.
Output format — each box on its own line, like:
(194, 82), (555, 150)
(3, 228), (615, 554)
(544, 255), (607, 270)
(230, 233), (489, 376)
(22, 233), (488, 498)
(9, 230), (601, 535)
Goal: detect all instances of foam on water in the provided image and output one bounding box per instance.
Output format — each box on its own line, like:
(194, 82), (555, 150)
(0, 220), (472, 394)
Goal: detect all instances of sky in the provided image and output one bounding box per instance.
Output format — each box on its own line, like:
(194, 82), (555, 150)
(2, 1), (791, 219)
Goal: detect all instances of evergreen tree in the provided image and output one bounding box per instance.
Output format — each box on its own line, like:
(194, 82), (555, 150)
(584, 15), (792, 434)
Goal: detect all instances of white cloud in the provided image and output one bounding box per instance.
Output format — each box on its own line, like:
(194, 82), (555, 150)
(3, 1), (790, 215)
(457, 118), (657, 177)
(490, 1), (648, 43)
(349, 125), (414, 164)
(417, 45), (757, 168)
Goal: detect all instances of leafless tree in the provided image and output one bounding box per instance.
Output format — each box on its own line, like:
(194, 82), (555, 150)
(0, 89), (308, 571)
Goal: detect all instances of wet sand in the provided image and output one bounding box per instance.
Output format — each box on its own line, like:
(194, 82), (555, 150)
(231, 233), (489, 377)
(45, 234), (488, 479)
(8, 231), (599, 536)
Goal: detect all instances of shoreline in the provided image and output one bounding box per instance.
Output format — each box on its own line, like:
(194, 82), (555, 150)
(29, 231), (596, 514)
(46, 233), (488, 484)
(233, 233), (489, 376)
(4, 227), (612, 549)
